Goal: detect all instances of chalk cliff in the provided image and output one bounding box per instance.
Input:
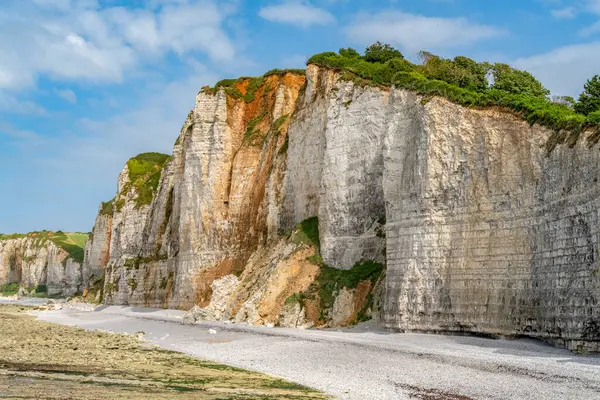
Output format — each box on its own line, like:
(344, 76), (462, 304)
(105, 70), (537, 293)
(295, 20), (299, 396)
(84, 64), (600, 352)
(0, 232), (90, 296)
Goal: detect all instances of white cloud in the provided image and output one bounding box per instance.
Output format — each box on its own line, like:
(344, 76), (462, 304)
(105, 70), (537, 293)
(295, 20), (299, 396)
(0, 1), (235, 90)
(513, 41), (600, 96)
(345, 11), (505, 54)
(580, 21), (600, 36)
(259, 1), (335, 27)
(588, 0), (600, 14)
(56, 89), (77, 104)
(551, 7), (576, 19)
(1, 63), (219, 232)
(0, 92), (47, 115)
(0, 123), (45, 141)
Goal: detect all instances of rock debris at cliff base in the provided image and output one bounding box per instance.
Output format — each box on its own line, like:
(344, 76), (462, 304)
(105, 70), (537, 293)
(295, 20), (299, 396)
(41, 63), (599, 353)
(37, 305), (600, 400)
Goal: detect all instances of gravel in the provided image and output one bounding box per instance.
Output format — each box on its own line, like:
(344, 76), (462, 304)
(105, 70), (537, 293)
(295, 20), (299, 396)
(35, 305), (600, 400)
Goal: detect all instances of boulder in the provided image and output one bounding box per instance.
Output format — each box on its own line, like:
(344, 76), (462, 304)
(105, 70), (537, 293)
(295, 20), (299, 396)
(182, 305), (215, 325)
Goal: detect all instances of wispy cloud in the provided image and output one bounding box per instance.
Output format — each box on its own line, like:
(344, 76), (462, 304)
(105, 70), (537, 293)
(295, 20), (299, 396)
(580, 21), (600, 36)
(1, 62), (219, 232)
(551, 7), (576, 19)
(345, 11), (505, 54)
(514, 41), (600, 96)
(55, 89), (77, 104)
(0, 92), (46, 115)
(259, 1), (335, 27)
(588, 0), (600, 14)
(0, 1), (235, 91)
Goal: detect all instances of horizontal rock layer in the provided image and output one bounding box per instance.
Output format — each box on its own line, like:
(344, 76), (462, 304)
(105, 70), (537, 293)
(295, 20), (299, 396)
(0, 236), (85, 296)
(84, 65), (599, 352)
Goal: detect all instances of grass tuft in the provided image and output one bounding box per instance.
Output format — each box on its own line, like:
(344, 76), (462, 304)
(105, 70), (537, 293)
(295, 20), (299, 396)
(263, 68), (306, 77)
(118, 152), (171, 209)
(100, 198), (115, 216)
(293, 217), (320, 248)
(0, 282), (20, 296)
(314, 260), (384, 313)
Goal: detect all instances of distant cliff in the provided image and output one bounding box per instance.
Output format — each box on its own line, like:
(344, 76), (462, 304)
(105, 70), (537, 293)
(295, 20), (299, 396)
(83, 62), (600, 352)
(0, 231), (92, 297)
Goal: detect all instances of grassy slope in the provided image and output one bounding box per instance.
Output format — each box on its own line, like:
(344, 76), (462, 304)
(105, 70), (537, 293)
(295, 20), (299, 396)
(202, 69), (306, 103)
(0, 231), (88, 264)
(118, 152), (171, 210)
(290, 217), (384, 325)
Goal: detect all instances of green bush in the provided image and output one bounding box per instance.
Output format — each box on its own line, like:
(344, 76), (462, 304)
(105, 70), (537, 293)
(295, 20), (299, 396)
(285, 292), (307, 306)
(313, 260), (384, 314)
(575, 75), (600, 116)
(421, 55), (490, 92)
(296, 217), (320, 248)
(385, 58), (414, 74)
(0, 282), (20, 295)
(243, 112), (267, 146)
(364, 41), (404, 63)
(306, 46), (599, 140)
(490, 63), (550, 98)
(339, 48), (361, 59)
(100, 198), (115, 216)
(263, 68), (305, 77)
(35, 284), (48, 294)
(586, 110), (600, 124)
(0, 233), (27, 240)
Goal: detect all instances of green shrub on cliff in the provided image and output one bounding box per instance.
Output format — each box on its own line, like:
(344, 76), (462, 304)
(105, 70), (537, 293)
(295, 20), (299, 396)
(204, 69), (306, 103)
(575, 75), (600, 116)
(307, 257), (384, 320)
(100, 198), (115, 216)
(421, 54), (490, 92)
(307, 45), (599, 142)
(0, 233), (26, 240)
(121, 152), (171, 209)
(364, 41), (404, 63)
(203, 76), (266, 103)
(0, 282), (19, 296)
(490, 63), (550, 98)
(294, 217), (320, 248)
(263, 68), (306, 77)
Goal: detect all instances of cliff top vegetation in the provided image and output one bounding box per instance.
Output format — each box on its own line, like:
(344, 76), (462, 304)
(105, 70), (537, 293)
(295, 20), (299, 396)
(117, 152), (171, 210)
(307, 42), (600, 147)
(0, 231), (88, 264)
(201, 69), (306, 103)
(100, 198), (115, 216)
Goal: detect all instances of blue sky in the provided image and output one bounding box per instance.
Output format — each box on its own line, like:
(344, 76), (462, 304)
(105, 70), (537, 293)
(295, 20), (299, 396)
(1, 0), (599, 233)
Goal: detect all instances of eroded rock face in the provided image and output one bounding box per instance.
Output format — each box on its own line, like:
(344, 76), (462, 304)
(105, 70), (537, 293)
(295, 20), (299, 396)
(0, 237), (84, 296)
(283, 66), (387, 269)
(84, 65), (600, 352)
(382, 92), (600, 353)
(83, 206), (112, 287)
(89, 73), (307, 310)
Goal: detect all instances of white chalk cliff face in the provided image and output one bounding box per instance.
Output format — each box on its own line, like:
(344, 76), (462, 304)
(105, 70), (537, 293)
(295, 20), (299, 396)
(84, 65), (600, 353)
(0, 237), (84, 296)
